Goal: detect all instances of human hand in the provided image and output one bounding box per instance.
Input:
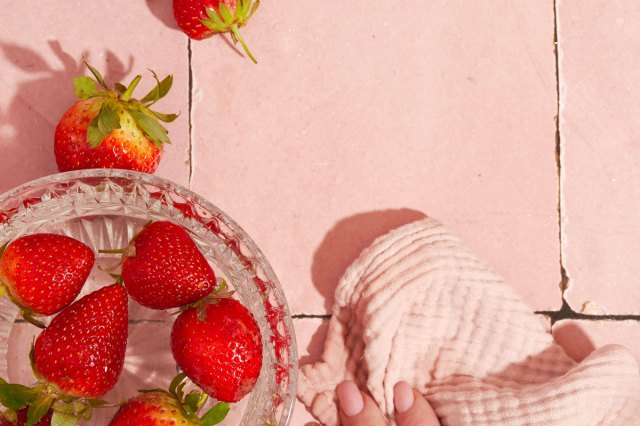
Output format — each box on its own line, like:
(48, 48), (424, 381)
(336, 381), (441, 426)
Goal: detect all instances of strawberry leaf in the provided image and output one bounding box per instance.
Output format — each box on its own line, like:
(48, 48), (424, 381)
(141, 72), (173, 105)
(199, 403), (230, 426)
(129, 110), (170, 146)
(114, 82), (127, 94)
(150, 110), (179, 123)
(218, 3), (234, 25)
(121, 75), (142, 102)
(97, 103), (121, 135)
(83, 58), (107, 90)
(248, 0), (260, 19)
(184, 390), (201, 414)
(203, 8), (226, 31)
(169, 373), (187, 398)
(51, 411), (78, 426)
(239, 0), (250, 18)
(0, 383), (39, 410)
(26, 395), (53, 426)
(87, 116), (106, 148)
(73, 76), (97, 100)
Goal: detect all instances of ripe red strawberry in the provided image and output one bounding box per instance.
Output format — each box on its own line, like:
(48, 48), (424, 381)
(120, 221), (217, 309)
(173, 0), (260, 63)
(33, 284), (128, 398)
(108, 375), (230, 426)
(171, 298), (262, 402)
(0, 234), (94, 323)
(0, 408), (51, 426)
(54, 60), (177, 173)
(109, 391), (198, 426)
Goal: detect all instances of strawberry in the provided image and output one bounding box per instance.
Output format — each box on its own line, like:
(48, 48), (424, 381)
(118, 221), (217, 310)
(54, 59), (177, 173)
(108, 374), (229, 426)
(171, 298), (262, 402)
(0, 234), (94, 325)
(0, 407), (51, 426)
(33, 284), (128, 398)
(173, 0), (260, 63)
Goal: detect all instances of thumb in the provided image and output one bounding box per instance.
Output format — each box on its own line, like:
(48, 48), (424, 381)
(394, 382), (441, 426)
(337, 381), (388, 426)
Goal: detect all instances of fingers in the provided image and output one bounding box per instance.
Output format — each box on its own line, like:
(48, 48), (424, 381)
(336, 381), (441, 426)
(337, 381), (388, 426)
(394, 382), (441, 426)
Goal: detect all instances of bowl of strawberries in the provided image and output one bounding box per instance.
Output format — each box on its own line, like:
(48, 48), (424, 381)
(0, 169), (297, 426)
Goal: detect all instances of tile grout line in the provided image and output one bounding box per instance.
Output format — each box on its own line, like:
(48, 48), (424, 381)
(188, 39), (194, 189)
(553, 0), (570, 297)
(542, 2), (640, 324)
(292, 314), (331, 320)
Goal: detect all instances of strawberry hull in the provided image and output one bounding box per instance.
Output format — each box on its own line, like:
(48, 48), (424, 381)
(54, 99), (162, 173)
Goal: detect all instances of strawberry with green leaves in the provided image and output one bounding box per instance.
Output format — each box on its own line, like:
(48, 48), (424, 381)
(171, 297), (262, 403)
(0, 284), (128, 426)
(112, 221), (217, 310)
(54, 60), (177, 173)
(0, 234), (94, 327)
(108, 374), (229, 426)
(173, 0), (260, 63)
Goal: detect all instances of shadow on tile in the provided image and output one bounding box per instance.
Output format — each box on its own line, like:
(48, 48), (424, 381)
(0, 42), (132, 192)
(311, 208), (427, 312)
(298, 319), (330, 366)
(552, 321), (596, 362)
(145, 0), (181, 30)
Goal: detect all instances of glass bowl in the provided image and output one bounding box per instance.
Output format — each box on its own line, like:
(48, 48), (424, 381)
(0, 169), (297, 426)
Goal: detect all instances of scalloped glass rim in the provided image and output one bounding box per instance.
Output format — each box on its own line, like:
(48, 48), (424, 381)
(0, 169), (298, 425)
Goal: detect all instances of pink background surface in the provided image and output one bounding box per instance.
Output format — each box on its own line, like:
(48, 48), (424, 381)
(1, 1), (639, 424)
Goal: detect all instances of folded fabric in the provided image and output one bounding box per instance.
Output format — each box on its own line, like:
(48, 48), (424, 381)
(298, 217), (640, 425)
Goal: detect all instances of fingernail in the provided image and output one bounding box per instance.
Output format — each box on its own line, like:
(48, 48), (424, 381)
(394, 381), (415, 413)
(337, 381), (364, 417)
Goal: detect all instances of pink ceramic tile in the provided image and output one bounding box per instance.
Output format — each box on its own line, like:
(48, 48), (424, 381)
(558, 1), (640, 314)
(553, 319), (640, 363)
(190, 0), (561, 315)
(292, 317), (329, 425)
(0, 1), (190, 193)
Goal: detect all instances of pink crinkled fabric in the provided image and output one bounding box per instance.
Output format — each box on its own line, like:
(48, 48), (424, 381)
(297, 217), (640, 425)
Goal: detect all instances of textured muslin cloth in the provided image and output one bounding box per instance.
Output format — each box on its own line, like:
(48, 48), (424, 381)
(297, 217), (640, 425)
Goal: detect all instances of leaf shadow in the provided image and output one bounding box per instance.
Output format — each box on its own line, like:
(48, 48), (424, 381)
(0, 42), (133, 193)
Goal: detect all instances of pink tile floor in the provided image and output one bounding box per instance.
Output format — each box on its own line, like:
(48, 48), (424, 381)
(1, 1), (639, 424)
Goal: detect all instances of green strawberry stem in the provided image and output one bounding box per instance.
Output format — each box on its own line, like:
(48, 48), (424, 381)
(21, 309), (46, 329)
(98, 249), (126, 254)
(0, 283), (45, 328)
(230, 24), (256, 64)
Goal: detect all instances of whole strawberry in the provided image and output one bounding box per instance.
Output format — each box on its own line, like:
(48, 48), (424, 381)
(173, 0), (259, 63)
(171, 298), (262, 402)
(109, 391), (198, 426)
(109, 375), (229, 426)
(120, 221), (217, 309)
(54, 59), (177, 173)
(0, 408), (51, 426)
(33, 284), (128, 398)
(0, 234), (94, 325)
